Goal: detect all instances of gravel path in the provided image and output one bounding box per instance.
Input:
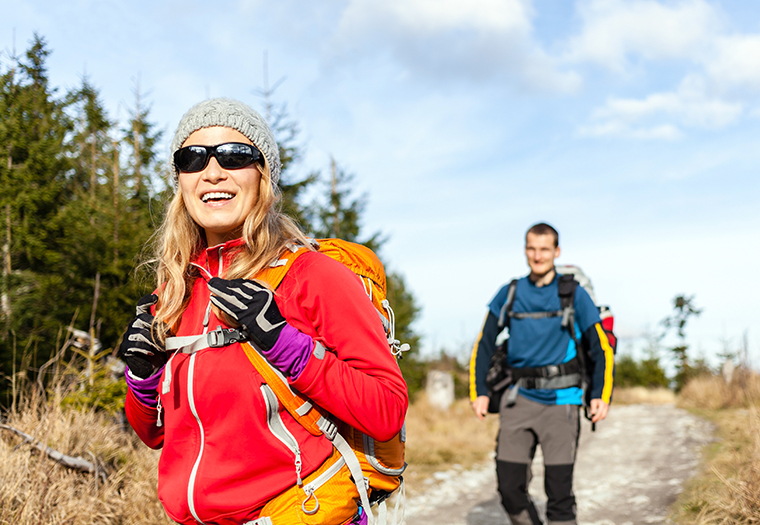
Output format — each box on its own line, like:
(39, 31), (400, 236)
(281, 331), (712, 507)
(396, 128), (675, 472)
(398, 403), (713, 525)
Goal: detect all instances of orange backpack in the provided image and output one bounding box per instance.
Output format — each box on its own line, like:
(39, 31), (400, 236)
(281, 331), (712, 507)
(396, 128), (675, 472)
(248, 239), (408, 525)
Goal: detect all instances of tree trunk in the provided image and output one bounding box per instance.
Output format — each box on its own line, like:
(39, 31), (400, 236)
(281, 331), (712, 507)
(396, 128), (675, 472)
(132, 81), (142, 195)
(88, 272), (100, 386)
(2, 149), (12, 340)
(331, 157), (339, 237)
(90, 129), (97, 200)
(112, 139), (120, 264)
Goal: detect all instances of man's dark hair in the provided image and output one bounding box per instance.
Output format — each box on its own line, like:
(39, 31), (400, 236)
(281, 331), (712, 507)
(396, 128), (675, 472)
(525, 222), (559, 247)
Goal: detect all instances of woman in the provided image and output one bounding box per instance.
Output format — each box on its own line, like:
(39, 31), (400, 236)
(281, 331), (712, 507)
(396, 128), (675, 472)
(120, 98), (408, 525)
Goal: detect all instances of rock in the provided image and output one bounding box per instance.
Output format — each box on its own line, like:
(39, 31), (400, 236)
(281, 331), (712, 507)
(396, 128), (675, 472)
(426, 370), (454, 411)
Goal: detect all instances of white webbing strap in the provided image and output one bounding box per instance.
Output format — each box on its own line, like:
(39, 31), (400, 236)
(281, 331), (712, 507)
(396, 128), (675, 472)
(378, 500), (386, 525)
(161, 352), (178, 396)
(242, 517), (273, 525)
(166, 334), (209, 353)
(393, 477), (405, 525)
(295, 400), (313, 417)
(376, 477), (405, 525)
(329, 432), (374, 525)
(166, 327), (247, 355)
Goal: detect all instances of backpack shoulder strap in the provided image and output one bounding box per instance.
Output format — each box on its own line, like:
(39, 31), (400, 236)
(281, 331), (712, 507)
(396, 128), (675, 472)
(557, 273), (580, 343)
(254, 243), (312, 290)
(497, 279), (519, 330)
(557, 273), (578, 310)
(240, 341), (326, 436)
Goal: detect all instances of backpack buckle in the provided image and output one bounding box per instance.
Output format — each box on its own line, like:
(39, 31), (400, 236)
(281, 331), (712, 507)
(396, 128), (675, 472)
(208, 326), (246, 348)
(545, 365), (560, 378)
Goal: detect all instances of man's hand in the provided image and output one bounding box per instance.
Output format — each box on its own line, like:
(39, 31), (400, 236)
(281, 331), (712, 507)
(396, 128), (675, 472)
(589, 398), (609, 423)
(471, 395), (490, 420)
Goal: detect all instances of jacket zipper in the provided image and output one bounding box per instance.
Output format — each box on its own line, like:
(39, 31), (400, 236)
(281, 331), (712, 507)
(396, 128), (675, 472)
(184, 246), (224, 524)
(260, 384), (303, 487)
(186, 352), (206, 524)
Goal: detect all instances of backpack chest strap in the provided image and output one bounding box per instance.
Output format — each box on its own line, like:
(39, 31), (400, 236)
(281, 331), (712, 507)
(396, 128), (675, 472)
(165, 326), (248, 354)
(509, 310), (563, 320)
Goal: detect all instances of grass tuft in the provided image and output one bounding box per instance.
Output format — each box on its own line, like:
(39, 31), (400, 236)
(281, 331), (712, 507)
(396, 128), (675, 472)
(671, 369), (760, 524)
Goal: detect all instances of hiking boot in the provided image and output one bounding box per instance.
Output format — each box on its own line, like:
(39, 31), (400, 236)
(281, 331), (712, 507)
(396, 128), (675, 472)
(508, 509), (542, 525)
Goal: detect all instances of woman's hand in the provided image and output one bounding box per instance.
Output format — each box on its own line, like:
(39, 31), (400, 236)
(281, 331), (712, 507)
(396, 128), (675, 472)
(207, 278), (287, 351)
(208, 277), (314, 379)
(118, 294), (169, 380)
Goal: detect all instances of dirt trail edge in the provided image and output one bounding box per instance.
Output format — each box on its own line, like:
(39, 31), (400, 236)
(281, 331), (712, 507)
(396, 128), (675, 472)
(400, 403), (713, 525)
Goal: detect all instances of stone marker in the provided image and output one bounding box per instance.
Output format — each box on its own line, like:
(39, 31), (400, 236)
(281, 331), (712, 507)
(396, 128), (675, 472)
(427, 370), (455, 410)
(722, 360), (735, 384)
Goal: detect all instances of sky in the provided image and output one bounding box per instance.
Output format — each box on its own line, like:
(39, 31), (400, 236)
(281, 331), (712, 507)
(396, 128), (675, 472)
(2, 0), (759, 367)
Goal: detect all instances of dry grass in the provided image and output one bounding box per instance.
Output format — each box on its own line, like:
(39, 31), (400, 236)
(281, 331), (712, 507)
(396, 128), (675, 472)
(613, 386), (676, 405)
(403, 394), (499, 494)
(0, 383), (498, 521)
(678, 370), (760, 411)
(670, 370), (760, 524)
(0, 387), (170, 525)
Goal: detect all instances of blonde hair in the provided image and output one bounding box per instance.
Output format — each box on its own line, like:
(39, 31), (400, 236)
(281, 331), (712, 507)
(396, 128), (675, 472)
(152, 162), (310, 339)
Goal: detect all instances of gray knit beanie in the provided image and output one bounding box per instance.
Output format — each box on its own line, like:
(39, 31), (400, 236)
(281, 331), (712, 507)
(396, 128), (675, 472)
(170, 97), (281, 187)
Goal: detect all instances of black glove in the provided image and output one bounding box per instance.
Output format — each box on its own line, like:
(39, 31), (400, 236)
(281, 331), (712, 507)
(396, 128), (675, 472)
(207, 277), (286, 351)
(118, 294), (169, 379)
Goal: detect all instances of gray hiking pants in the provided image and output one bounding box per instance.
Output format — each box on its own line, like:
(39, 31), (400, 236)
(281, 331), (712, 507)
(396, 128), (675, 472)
(496, 392), (580, 525)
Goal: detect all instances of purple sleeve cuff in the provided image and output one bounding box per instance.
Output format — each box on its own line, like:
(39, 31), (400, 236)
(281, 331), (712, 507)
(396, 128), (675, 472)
(125, 365), (164, 407)
(262, 324), (314, 380)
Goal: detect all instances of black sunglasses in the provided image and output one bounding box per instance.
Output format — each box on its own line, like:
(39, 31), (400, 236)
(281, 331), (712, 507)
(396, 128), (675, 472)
(174, 142), (263, 173)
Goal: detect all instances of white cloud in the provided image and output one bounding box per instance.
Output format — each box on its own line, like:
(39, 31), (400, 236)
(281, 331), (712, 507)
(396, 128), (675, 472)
(579, 121), (682, 140)
(566, 0), (720, 70)
(580, 75), (742, 139)
(566, 0), (760, 95)
(564, 1), (760, 137)
(329, 0), (581, 92)
(362, 0), (534, 34)
(705, 35), (760, 92)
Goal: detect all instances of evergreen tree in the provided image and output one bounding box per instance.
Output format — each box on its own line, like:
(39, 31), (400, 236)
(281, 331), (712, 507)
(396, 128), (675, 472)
(310, 158), (383, 251)
(0, 39), (162, 403)
(122, 78), (165, 200)
(661, 294), (703, 391)
(307, 157), (422, 386)
(0, 35), (74, 401)
(66, 75), (113, 198)
(255, 75), (317, 231)
(53, 77), (158, 357)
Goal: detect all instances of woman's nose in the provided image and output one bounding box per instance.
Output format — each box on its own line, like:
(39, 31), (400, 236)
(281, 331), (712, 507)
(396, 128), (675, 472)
(202, 157), (227, 182)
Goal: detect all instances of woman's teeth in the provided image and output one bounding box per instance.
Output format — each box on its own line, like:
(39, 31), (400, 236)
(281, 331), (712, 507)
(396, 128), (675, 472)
(201, 192), (234, 203)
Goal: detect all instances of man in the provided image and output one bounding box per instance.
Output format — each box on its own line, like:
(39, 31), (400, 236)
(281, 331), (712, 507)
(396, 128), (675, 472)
(469, 223), (614, 525)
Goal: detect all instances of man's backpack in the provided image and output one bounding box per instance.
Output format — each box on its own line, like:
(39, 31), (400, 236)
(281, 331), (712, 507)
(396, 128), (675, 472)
(484, 265), (616, 421)
(248, 238), (408, 525)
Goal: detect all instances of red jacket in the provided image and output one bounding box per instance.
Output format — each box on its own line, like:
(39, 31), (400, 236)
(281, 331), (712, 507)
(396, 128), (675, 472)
(125, 239), (408, 524)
